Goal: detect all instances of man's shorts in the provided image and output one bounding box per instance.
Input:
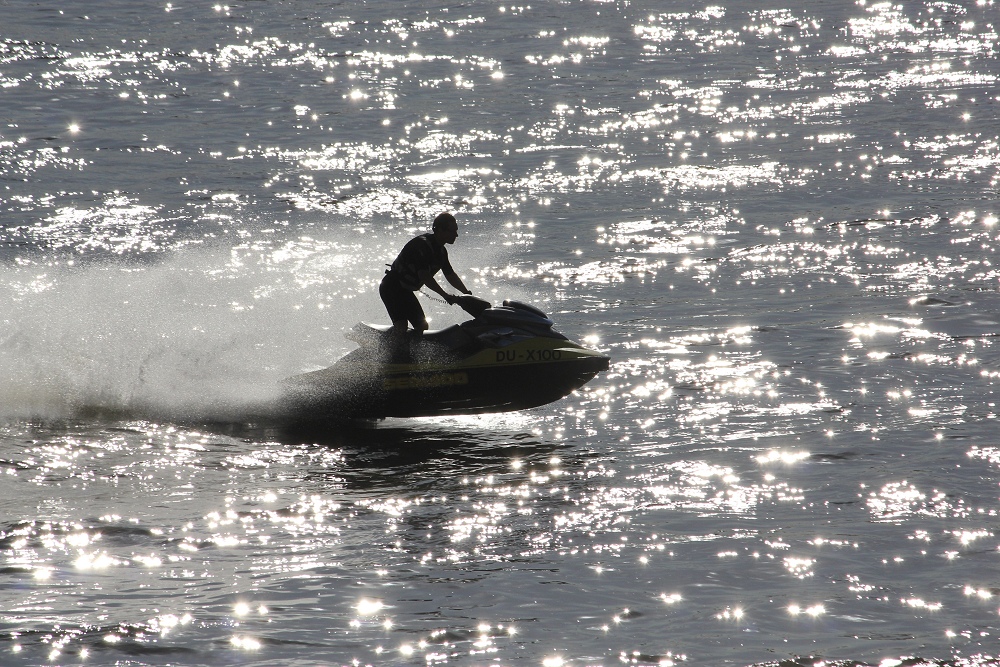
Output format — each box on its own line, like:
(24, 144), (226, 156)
(379, 272), (426, 329)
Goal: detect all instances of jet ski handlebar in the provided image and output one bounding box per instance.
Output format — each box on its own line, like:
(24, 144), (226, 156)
(454, 294), (492, 318)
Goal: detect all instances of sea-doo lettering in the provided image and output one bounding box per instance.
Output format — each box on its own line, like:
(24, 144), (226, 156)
(384, 372), (469, 391)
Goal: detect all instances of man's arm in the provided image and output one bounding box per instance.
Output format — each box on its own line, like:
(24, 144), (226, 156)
(442, 267), (472, 296)
(417, 269), (459, 303)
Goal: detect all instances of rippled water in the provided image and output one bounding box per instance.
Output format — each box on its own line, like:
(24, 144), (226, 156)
(2, 0), (1000, 665)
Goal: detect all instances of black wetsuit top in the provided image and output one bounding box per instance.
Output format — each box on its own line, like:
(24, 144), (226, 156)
(386, 233), (452, 290)
(380, 233), (454, 329)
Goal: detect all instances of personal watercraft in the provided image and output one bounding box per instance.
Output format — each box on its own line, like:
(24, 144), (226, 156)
(281, 297), (609, 420)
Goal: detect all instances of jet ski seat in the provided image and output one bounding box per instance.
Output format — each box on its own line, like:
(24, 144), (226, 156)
(421, 323), (477, 350)
(349, 322), (478, 353)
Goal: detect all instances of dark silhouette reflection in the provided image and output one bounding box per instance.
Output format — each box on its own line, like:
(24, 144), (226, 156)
(203, 416), (571, 493)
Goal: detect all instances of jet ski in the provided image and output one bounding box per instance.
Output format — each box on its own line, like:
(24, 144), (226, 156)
(281, 296), (609, 420)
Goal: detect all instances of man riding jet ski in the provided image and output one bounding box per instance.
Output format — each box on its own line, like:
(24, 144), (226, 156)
(280, 212), (608, 420)
(379, 212), (471, 348)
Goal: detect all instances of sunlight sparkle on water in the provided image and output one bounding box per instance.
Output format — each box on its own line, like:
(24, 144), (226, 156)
(788, 604), (825, 617)
(784, 557), (815, 578)
(847, 321), (904, 339)
(964, 585), (993, 600)
(230, 635), (261, 650)
(756, 450), (809, 464)
(3, 1), (1000, 665)
(75, 552), (124, 570)
(356, 598), (384, 615)
(903, 597), (943, 611)
(716, 606), (744, 620)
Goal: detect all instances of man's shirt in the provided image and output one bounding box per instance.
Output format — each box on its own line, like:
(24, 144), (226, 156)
(388, 233), (453, 291)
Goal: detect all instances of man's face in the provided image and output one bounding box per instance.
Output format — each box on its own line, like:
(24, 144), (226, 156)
(441, 222), (458, 244)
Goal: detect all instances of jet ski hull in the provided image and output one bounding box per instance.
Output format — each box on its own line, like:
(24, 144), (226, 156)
(283, 339), (609, 420)
(280, 299), (610, 421)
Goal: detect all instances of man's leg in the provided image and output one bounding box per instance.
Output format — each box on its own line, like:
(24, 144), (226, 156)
(379, 275), (414, 362)
(406, 295), (429, 332)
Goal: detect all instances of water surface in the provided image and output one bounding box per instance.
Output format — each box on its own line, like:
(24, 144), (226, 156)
(2, 0), (999, 665)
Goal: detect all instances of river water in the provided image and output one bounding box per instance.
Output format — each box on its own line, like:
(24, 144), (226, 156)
(2, 1), (999, 665)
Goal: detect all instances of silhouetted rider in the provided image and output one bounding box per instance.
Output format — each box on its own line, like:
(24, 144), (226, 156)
(380, 212), (472, 335)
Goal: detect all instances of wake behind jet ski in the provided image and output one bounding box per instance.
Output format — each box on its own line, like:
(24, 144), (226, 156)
(280, 296), (609, 420)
